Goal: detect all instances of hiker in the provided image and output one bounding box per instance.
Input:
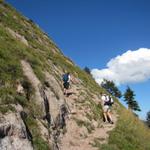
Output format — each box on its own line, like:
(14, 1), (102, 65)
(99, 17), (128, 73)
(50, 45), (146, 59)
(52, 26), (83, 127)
(101, 93), (114, 124)
(62, 72), (71, 96)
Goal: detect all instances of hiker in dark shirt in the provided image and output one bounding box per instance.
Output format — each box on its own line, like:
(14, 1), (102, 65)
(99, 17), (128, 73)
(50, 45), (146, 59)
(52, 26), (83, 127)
(62, 72), (71, 96)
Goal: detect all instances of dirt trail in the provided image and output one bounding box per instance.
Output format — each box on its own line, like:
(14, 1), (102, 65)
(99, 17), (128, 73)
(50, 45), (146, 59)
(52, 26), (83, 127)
(60, 84), (118, 150)
(20, 62), (118, 150)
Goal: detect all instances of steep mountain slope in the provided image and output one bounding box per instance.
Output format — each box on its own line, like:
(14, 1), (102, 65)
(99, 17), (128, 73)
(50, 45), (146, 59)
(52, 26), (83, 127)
(0, 1), (150, 150)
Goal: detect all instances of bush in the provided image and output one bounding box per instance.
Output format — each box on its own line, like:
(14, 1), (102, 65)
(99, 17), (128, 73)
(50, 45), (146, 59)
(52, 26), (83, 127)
(15, 94), (28, 107)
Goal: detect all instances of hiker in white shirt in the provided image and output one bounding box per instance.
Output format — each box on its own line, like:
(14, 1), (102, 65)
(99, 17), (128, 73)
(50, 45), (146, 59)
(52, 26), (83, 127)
(101, 93), (114, 124)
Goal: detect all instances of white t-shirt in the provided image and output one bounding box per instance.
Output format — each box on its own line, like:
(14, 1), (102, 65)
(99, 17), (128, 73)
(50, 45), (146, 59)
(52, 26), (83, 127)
(101, 95), (109, 105)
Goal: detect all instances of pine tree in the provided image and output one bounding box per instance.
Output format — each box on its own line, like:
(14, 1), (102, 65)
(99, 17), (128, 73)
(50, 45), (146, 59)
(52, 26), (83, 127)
(83, 67), (91, 75)
(124, 86), (141, 111)
(146, 111), (150, 128)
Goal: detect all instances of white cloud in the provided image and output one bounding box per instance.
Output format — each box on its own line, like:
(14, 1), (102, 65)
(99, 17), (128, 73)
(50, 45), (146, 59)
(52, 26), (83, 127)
(91, 48), (150, 85)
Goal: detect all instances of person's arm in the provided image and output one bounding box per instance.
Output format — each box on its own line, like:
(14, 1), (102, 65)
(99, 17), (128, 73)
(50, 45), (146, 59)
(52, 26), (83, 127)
(101, 95), (105, 105)
(68, 74), (71, 82)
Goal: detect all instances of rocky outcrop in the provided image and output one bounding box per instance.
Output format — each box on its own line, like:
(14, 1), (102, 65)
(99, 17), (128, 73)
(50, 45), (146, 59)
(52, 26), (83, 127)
(21, 60), (70, 150)
(0, 112), (33, 150)
(7, 28), (29, 46)
(0, 58), (68, 150)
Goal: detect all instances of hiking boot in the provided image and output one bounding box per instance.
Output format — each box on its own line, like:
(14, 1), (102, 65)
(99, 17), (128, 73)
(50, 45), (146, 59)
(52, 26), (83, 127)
(64, 92), (67, 96)
(109, 121), (114, 124)
(103, 120), (108, 124)
(66, 94), (70, 97)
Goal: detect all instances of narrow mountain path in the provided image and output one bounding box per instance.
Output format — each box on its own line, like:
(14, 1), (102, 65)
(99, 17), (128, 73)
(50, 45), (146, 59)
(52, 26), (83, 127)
(60, 84), (118, 150)
(20, 61), (118, 150)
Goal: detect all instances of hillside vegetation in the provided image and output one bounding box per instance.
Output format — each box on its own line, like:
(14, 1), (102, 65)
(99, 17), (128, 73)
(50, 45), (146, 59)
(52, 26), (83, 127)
(93, 107), (150, 150)
(0, 1), (150, 150)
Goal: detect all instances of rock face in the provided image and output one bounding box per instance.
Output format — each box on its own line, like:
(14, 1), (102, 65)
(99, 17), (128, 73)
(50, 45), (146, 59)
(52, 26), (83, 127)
(21, 60), (70, 149)
(7, 28), (29, 46)
(0, 1), (118, 150)
(0, 112), (33, 150)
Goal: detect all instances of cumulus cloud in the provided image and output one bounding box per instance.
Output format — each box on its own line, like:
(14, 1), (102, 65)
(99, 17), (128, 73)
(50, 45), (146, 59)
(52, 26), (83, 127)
(91, 48), (150, 85)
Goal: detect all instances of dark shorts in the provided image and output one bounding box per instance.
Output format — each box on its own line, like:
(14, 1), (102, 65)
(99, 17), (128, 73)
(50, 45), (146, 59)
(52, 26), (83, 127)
(63, 82), (70, 89)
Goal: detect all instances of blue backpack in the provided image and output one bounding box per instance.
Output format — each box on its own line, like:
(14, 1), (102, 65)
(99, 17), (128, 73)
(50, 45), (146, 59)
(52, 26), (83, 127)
(62, 74), (69, 82)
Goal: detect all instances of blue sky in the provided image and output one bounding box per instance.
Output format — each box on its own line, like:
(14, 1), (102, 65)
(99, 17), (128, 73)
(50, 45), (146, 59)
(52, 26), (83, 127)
(6, 0), (150, 120)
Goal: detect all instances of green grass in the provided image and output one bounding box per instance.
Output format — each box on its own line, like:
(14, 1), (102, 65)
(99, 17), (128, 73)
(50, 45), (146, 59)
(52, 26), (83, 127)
(0, 25), (24, 83)
(93, 108), (150, 150)
(88, 98), (102, 121)
(0, 1), (104, 95)
(15, 94), (28, 107)
(24, 116), (50, 150)
(0, 104), (16, 114)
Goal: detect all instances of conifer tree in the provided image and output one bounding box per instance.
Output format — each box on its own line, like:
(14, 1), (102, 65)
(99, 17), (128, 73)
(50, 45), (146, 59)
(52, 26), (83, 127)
(124, 86), (141, 111)
(83, 67), (91, 75)
(146, 111), (150, 128)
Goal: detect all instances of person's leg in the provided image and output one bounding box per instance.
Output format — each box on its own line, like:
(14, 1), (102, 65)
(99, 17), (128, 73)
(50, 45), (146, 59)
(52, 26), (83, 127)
(64, 88), (67, 95)
(107, 109), (113, 124)
(65, 82), (70, 96)
(63, 82), (70, 96)
(103, 112), (108, 122)
(63, 83), (67, 95)
(103, 106), (109, 122)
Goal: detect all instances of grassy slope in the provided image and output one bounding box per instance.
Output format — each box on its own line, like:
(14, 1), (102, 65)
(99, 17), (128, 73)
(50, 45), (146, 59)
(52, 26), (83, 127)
(0, 1), (150, 150)
(93, 105), (150, 150)
(0, 1), (103, 149)
(107, 109), (150, 150)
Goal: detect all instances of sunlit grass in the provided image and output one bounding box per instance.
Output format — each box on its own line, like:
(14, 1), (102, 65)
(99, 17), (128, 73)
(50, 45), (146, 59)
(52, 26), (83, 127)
(94, 108), (150, 150)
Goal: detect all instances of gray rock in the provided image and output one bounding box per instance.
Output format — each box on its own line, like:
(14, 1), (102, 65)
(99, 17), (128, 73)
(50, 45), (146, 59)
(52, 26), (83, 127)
(0, 113), (33, 150)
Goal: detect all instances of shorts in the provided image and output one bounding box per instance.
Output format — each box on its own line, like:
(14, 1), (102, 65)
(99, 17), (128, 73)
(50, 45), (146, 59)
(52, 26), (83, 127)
(63, 82), (70, 89)
(103, 105), (111, 113)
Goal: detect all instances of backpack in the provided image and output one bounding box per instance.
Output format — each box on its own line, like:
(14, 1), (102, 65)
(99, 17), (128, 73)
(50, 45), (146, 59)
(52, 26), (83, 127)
(104, 95), (114, 106)
(108, 96), (114, 105)
(62, 74), (69, 82)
